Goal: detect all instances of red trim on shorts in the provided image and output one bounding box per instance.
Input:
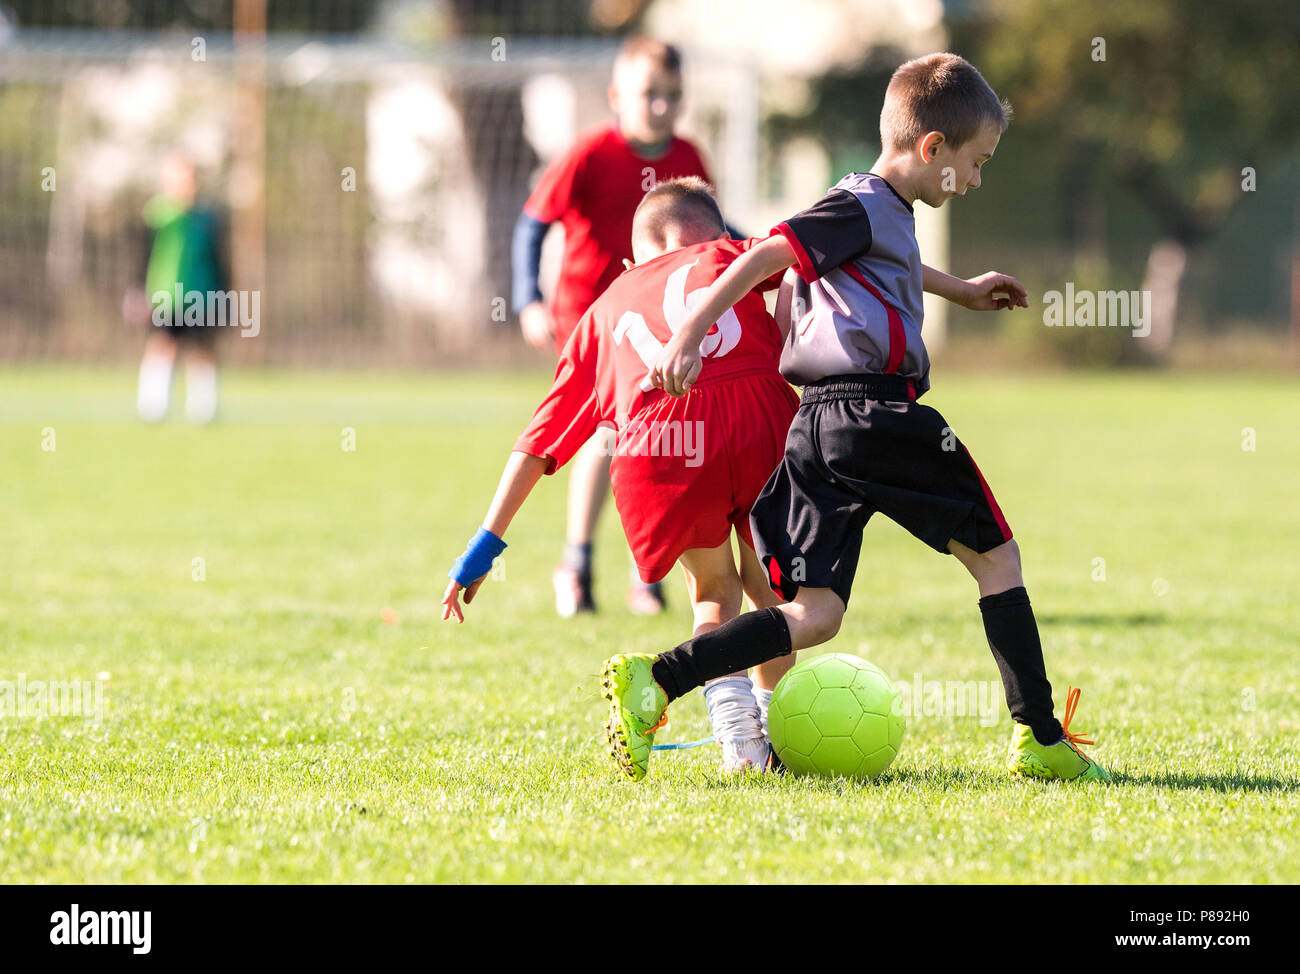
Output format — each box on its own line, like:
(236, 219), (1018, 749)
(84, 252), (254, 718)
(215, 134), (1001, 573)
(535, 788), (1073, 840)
(961, 445), (1013, 543)
(766, 556), (783, 595)
(840, 263), (906, 374)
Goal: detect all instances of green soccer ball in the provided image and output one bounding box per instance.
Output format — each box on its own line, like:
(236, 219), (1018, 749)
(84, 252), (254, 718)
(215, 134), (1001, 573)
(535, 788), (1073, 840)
(768, 653), (905, 779)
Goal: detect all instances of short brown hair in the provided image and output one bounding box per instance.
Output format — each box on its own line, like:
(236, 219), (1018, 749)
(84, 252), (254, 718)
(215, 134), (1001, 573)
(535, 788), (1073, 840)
(615, 35), (682, 74)
(879, 53), (1011, 152)
(632, 177), (725, 253)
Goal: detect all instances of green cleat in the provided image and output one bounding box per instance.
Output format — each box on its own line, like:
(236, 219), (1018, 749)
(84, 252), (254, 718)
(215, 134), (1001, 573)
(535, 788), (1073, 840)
(1007, 686), (1112, 782)
(600, 653), (669, 781)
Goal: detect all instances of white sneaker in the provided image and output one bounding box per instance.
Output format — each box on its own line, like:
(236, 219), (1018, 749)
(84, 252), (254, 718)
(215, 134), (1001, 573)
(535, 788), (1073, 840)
(552, 564), (594, 618)
(184, 360), (218, 424)
(137, 353), (173, 422)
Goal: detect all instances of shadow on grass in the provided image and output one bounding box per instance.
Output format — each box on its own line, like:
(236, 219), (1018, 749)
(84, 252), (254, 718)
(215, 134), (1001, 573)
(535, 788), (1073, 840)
(883, 765), (1001, 789)
(1039, 613), (1167, 627)
(1112, 770), (1300, 793)
(696, 765), (998, 792)
(669, 761), (1300, 794)
(879, 611), (1171, 632)
(760, 767), (1300, 794)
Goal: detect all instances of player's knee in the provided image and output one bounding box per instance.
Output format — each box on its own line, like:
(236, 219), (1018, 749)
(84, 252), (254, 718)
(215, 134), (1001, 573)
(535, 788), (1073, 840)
(962, 538), (1022, 588)
(990, 539), (1023, 582)
(810, 610), (842, 645)
(1000, 538), (1021, 565)
(787, 591), (844, 648)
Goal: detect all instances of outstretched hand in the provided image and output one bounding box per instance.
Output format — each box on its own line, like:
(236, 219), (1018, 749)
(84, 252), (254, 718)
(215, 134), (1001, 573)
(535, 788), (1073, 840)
(519, 302), (556, 352)
(441, 575), (486, 624)
(963, 271), (1029, 311)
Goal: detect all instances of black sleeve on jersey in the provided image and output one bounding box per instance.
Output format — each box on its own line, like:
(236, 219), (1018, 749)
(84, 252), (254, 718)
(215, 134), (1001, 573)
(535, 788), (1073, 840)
(775, 188), (873, 281)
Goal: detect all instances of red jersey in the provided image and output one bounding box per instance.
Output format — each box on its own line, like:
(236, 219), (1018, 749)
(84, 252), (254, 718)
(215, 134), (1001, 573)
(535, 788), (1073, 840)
(515, 237), (786, 473)
(523, 123), (713, 346)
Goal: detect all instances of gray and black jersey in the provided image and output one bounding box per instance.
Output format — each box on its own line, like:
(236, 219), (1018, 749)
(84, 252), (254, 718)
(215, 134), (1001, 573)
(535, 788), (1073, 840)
(772, 173), (929, 393)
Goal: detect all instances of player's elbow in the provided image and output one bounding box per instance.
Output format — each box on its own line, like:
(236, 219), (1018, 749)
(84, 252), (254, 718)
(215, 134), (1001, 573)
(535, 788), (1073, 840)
(758, 233), (798, 276)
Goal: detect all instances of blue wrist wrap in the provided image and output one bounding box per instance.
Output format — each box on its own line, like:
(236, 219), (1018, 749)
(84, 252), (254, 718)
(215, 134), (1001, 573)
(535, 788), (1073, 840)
(449, 527), (507, 586)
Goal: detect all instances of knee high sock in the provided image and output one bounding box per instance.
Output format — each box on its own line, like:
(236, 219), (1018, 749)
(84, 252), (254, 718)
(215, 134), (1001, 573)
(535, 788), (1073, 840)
(562, 542), (592, 579)
(754, 686), (774, 738)
(137, 354), (173, 422)
(652, 607), (792, 703)
(979, 587), (1064, 745)
(185, 360), (218, 424)
(703, 675), (762, 744)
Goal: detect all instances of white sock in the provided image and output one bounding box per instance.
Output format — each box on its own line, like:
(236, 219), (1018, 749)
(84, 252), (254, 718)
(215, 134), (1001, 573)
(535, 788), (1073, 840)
(754, 686), (774, 738)
(137, 353), (173, 422)
(721, 737), (770, 772)
(704, 674), (763, 745)
(184, 360), (218, 424)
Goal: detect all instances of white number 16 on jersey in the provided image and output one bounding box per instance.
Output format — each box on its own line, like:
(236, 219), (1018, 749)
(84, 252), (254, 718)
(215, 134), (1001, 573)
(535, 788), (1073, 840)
(612, 259), (742, 378)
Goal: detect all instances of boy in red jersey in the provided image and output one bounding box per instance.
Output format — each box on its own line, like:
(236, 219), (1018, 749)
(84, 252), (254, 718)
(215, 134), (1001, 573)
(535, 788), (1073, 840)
(511, 36), (718, 619)
(453, 179), (797, 773)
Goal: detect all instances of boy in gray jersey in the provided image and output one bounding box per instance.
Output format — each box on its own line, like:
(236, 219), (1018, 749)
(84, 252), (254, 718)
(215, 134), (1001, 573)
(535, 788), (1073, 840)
(601, 53), (1111, 783)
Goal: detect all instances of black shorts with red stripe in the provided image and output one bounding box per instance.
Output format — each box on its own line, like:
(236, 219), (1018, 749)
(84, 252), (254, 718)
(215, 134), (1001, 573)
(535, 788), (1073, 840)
(752, 374), (1012, 607)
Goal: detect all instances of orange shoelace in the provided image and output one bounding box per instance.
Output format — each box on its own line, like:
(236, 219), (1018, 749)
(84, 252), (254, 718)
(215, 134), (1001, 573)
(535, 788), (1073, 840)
(1061, 686), (1094, 747)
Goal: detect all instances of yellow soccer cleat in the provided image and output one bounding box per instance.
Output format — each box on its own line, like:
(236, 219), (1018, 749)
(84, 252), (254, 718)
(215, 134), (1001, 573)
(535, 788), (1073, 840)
(600, 653), (669, 781)
(1007, 686), (1111, 782)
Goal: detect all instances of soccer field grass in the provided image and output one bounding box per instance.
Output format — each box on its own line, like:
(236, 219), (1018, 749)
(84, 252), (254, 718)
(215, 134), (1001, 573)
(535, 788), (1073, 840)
(2, 365), (1297, 884)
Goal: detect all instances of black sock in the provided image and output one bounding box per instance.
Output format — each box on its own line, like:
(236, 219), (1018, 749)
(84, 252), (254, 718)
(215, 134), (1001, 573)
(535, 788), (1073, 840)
(652, 607), (793, 702)
(978, 587), (1063, 746)
(562, 542), (592, 579)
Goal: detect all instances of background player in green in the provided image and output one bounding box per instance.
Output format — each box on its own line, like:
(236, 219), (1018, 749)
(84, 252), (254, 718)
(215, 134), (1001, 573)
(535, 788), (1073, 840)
(124, 153), (230, 424)
(511, 36), (717, 618)
(605, 53), (1112, 784)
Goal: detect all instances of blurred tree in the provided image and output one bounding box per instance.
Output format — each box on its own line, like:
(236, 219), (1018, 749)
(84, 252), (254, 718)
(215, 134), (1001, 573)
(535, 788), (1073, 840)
(973, 0), (1300, 358)
(1, 0), (379, 31)
(765, 48), (905, 176)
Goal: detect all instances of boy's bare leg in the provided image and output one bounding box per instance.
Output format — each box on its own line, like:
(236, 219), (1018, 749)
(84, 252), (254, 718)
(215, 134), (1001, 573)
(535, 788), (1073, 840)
(677, 541), (743, 634)
(566, 429), (613, 553)
(554, 429), (613, 616)
(678, 540), (767, 770)
(557, 428), (665, 616)
(948, 537), (1064, 745)
(947, 537), (1023, 595)
(776, 587), (846, 651)
(648, 582), (844, 707)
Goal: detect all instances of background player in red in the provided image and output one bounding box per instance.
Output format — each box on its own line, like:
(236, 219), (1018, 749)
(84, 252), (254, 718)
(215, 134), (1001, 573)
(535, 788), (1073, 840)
(511, 36), (719, 619)
(453, 179), (798, 772)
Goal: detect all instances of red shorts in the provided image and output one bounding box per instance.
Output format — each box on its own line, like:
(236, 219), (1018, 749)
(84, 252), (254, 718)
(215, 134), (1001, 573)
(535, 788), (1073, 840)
(609, 370), (799, 583)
